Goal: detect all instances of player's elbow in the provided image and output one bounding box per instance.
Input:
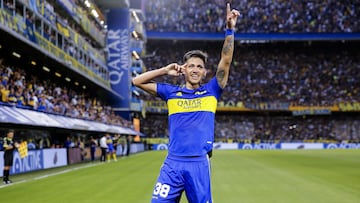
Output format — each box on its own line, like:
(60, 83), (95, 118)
(132, 77), (142, 87)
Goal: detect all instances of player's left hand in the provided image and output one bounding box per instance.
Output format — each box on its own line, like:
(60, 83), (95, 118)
(226, 3), (240, 29)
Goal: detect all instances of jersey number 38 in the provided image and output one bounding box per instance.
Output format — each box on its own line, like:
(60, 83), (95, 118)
(153, 182), (171, 198)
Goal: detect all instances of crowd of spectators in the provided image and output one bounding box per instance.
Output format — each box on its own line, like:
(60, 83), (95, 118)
(2, 0), (108, 81)
(141, 40), (360, 106)
(139, 40), (359, 142)
(0, 57), (133, 128)
(142, 114), (360, 143)
(144, 0), (359, 33)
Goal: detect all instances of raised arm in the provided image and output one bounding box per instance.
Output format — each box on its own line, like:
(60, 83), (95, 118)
(216, 3), (240, 89)
(132, 63), (185, 95)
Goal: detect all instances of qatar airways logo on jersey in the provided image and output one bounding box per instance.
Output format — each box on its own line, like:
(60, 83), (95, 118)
(177, 99), (202, 109)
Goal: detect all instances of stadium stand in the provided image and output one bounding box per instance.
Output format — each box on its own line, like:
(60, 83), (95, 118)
(139, 0), (360, 145)
(0, 0), (143, 158)
(145, 0), (360, 33)
(0, 0), (359, 170)
(141, 40), (360, 106)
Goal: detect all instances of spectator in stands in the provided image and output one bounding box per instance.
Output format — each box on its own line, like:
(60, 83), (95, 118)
(37, 96), (47, 112)
(15, 88), (25, 107)
(7, 88), (16, 105)
(0, 84), (9, 102)
(1, 67), (12, 86)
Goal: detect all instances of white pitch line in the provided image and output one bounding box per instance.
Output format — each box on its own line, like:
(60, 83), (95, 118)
(0, 162), (101, 189)
(0, 153), (146, 189)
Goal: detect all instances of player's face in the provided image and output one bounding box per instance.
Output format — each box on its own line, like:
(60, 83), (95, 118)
(7, 132), (14, 138)
(184, 57), (206, 87)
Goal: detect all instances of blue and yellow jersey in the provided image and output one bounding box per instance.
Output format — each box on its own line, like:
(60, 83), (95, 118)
(7, 93), (17, 103)
(16, 94), (25, 106)
(157, 77), (223, 157)
(106, 137), (113, 145)
(106, 137), (115, 152)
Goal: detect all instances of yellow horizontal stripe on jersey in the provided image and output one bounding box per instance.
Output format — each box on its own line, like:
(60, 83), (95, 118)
(167, 96), (217, 115)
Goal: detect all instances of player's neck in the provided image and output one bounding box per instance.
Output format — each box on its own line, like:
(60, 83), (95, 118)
(185, 82), (200, 90)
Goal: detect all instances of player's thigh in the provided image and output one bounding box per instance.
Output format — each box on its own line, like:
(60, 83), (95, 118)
(151, 161), (184, 203)
(184, 159), (212, 203)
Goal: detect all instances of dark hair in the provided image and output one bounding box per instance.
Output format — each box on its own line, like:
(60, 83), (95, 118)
(183, 50), (208, 64)
(7, 129), (14, 133)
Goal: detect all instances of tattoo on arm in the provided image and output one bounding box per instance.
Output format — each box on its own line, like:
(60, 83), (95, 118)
(222, 37), (234, 55)
(217, 36), (234, 88)
(216, 69), (225, 87)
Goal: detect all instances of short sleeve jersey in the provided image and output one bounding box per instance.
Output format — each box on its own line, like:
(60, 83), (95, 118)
(3, 137), (15, 155)
(157, 77), (223, 157)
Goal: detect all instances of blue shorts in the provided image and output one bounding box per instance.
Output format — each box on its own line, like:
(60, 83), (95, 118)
(151, 154), (212, 203)
(107, 145), (115, 153)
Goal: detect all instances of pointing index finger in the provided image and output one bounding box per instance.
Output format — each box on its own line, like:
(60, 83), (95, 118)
(227, 3), (231, 14)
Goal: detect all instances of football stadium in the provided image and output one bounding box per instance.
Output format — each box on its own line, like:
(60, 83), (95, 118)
(0, 0), (359, 202)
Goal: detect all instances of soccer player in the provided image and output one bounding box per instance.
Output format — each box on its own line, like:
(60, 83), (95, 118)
(132, 3), (239, 202)
(106, 134), (117, 162)
(3, 129), (18, 184)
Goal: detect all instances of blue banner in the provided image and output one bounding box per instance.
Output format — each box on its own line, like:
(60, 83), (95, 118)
(238, 143), (282, 150)
(106, 9), (131, 110)
(324, 143), (360, 149)
(0, 149), (68, 175)
(12, 150), (44, 174)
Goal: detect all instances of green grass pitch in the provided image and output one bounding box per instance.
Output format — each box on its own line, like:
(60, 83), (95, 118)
(1, 150), (359, 203)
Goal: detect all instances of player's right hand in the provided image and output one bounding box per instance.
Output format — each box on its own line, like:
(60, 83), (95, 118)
(165, 63), (186, 76)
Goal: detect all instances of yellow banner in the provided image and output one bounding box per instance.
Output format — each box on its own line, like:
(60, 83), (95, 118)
(338, 102), (360, 111)
(143, 138), (169, 144)
(217, 101), (250, 111)
(289, 105), (339, 111)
